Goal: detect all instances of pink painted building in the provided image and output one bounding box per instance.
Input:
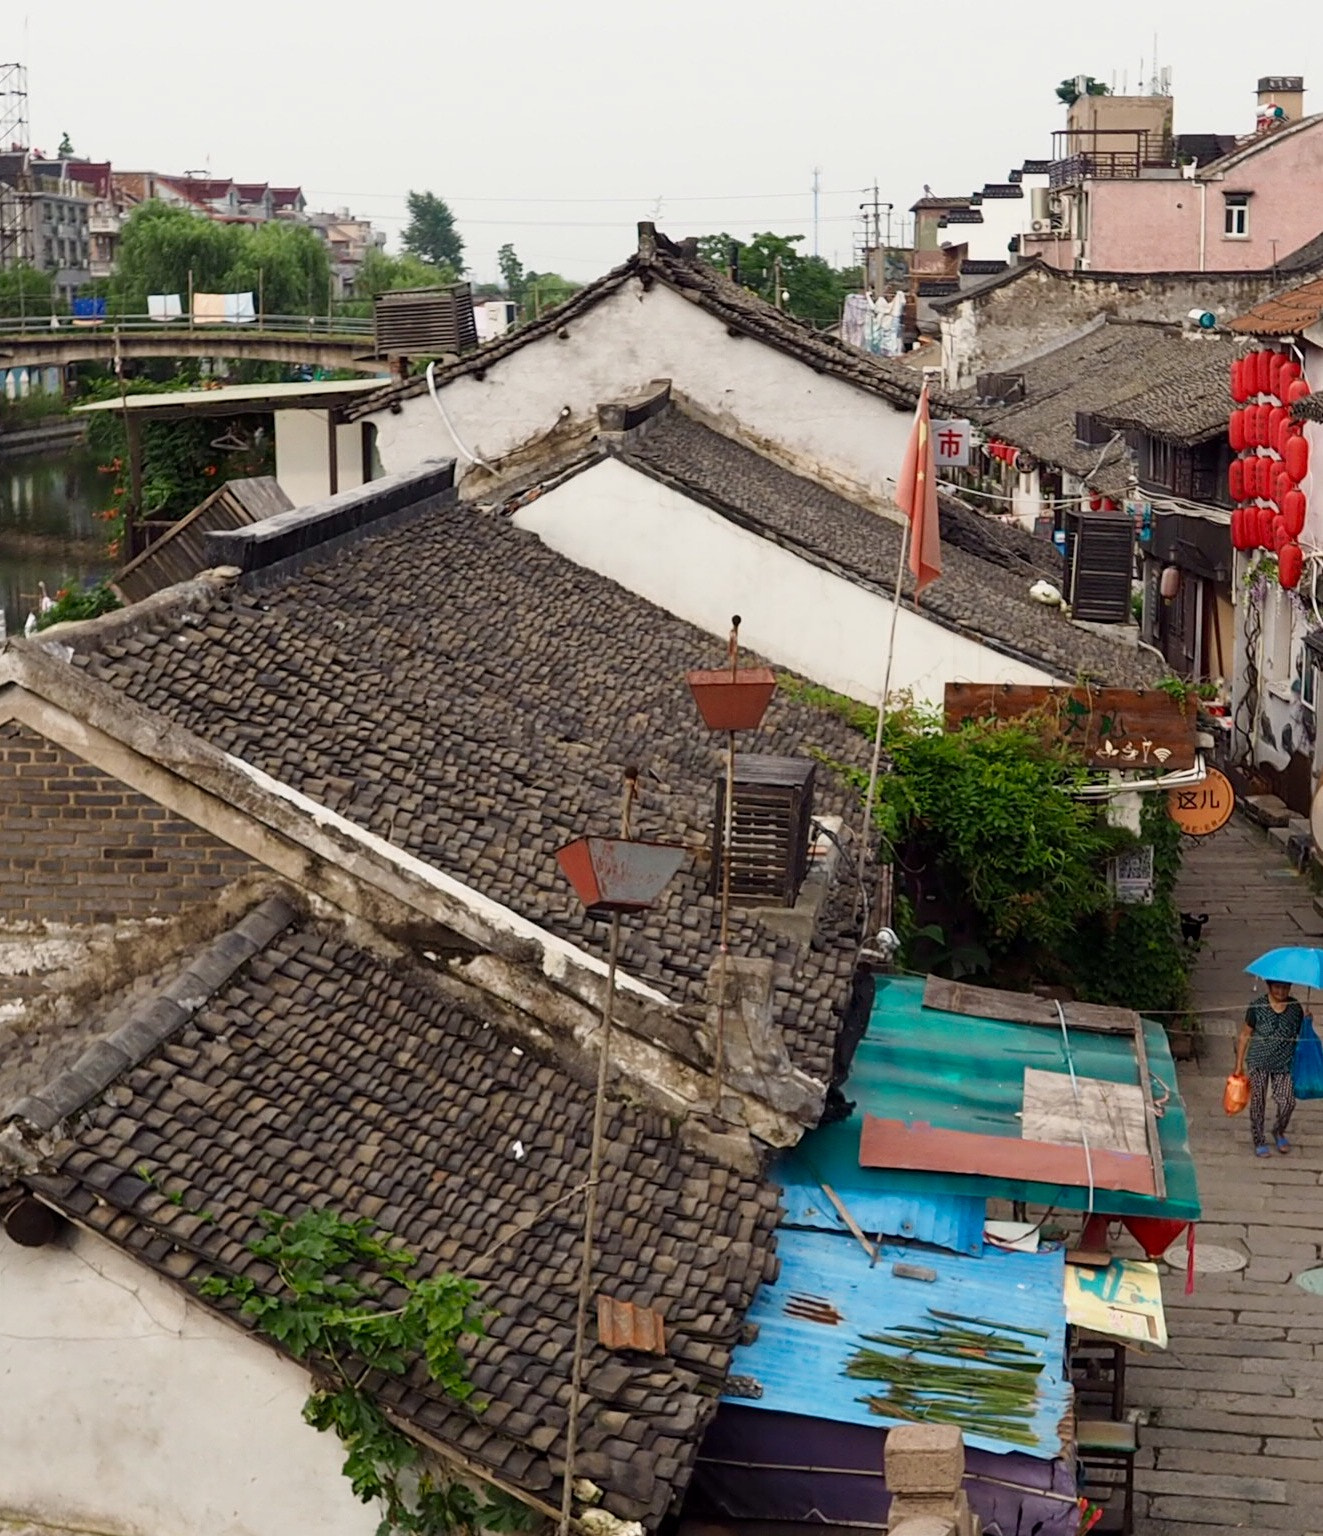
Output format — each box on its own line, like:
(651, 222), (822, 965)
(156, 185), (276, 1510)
(1023, 75), (1323, 273)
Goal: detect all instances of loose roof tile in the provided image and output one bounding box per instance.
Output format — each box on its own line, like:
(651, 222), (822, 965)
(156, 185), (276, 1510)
(28, 918), (781, 1527)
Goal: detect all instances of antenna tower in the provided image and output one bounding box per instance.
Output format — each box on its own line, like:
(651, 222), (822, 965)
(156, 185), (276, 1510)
(0, 62), (31, 271)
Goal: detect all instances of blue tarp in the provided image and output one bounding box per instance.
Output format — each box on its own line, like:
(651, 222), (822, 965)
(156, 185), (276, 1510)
(72, 297), (107, 319)
(723, 1227), (1071, 1461)
(776, 1149), (985, 1255)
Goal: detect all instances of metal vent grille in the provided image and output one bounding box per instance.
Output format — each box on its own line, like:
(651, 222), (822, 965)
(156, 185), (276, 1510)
(373, 283), (478, 359)
(1064, 511), (1135, 624)
(712, 756), (816, 909)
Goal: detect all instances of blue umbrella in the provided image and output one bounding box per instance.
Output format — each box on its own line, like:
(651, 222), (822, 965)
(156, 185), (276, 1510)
(1245, 947), (1323, 989)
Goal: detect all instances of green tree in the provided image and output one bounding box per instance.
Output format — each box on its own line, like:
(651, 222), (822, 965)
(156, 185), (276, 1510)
(497, 242), (525, 302)
(521, 271), (580, 316)
(1056, 76), (1111, 107)
(354, 247), (449, 298)
(0, 263), (57, 318)
(696, 231), (858, 329)
(402, 190), (465, 272)
(57, 131), (74, 157)
(112, 202), (332, 319)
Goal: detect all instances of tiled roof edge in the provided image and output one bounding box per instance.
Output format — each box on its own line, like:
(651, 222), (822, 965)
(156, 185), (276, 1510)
(206, 459), (456, 581)
(8, 895), (298, 1134)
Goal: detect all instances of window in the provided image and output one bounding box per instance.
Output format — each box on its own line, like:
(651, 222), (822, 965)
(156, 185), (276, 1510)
(1143, 436), (1175, 488)
(1224, 194), (1250, 238)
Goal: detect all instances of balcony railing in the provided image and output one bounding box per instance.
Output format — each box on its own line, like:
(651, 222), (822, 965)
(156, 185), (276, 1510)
(1049, 129), (1175, 186)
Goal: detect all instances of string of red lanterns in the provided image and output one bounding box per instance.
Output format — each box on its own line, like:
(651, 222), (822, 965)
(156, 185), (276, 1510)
(1228, 346), (1311, 588)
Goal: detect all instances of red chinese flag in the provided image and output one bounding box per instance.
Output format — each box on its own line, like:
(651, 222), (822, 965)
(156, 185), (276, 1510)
(895, 384), (942, 595)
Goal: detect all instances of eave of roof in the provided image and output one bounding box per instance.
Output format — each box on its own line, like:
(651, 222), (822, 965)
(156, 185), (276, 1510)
(1227, 274), (1323, 335)
(1195, 112), (1323, 179)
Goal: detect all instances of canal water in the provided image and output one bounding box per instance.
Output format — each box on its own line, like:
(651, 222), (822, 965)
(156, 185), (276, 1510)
(0, 442), (113, 638)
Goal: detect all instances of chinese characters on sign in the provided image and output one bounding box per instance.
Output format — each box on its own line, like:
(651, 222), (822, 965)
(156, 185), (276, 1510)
(1167, 768), (1235, 837)
(931, 419), (971, 470)
(943, 685), (1197, 772)
(1111, 845), (1155, 905)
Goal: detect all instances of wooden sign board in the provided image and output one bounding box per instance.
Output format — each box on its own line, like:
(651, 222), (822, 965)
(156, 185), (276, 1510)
(944, 684), (1197, 771)
(1167, 767), (1235, 837)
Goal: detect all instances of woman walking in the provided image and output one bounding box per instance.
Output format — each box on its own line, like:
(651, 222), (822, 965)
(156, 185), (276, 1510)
(1234, 979), (1303, 1157)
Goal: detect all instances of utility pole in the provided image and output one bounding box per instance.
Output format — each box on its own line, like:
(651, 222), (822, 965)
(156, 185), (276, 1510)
(812, 166), (821, 258)
(772, 254), (783, 310)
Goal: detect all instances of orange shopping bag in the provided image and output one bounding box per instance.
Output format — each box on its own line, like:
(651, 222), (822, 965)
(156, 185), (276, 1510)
(1223, 1072), (1250, 1116)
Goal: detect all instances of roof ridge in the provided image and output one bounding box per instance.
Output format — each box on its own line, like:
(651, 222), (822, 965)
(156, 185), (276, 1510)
(6, 895), (299, 1137)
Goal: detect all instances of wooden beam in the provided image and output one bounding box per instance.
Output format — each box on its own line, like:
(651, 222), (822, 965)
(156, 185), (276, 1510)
(1130, 1016), (1168, 1203)
(125, 412), (143, 558)
(922, 976), (1138, 1035)
(326, 408), (339, 496)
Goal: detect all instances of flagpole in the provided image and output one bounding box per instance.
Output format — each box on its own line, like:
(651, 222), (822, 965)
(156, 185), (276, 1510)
(858, 512), (911, 903)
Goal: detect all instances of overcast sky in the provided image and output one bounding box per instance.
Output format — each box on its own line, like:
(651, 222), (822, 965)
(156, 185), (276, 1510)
(11, 1), (1322, 283)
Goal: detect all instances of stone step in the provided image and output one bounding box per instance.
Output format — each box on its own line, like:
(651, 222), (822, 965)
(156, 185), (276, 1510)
(1243, 794), (1292, 829)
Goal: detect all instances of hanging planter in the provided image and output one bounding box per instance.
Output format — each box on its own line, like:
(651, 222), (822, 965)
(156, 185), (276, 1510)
(687, 615), (776, 731)
(556, 836), (686, 916)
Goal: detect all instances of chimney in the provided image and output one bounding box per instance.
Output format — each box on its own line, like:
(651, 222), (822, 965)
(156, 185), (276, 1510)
(1257, 75), (1305, 129)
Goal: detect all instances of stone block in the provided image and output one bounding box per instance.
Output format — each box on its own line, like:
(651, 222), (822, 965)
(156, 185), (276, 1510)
(884, 1423), (965, 1495)
(1244, 794), (1291, 828)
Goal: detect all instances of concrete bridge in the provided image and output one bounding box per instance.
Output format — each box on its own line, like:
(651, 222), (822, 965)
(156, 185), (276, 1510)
(0, 317), (387, 375)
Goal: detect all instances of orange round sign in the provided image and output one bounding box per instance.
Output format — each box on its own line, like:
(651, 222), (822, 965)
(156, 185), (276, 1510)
(1168, 768), (1235, 837)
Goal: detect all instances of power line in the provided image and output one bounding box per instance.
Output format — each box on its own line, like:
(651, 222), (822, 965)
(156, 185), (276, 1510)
(305, 187), (875, 205)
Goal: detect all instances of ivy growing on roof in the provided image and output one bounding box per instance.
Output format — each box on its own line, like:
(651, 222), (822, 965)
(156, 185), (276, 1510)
(199, 1207), (532, 1536)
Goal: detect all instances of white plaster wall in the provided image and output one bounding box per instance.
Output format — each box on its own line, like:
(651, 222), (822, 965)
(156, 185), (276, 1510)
(512, 457), (1056, 706)
(275, 410), (367, 508)
(0, 1225), (377, 1536)
(370, 279), (915, 508)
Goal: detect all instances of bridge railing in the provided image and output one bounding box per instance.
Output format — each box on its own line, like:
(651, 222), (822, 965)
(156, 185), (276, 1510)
(0, 313), (375, 340)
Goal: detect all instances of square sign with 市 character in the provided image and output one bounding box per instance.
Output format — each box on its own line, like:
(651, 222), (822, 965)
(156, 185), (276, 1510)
(931, 418), (971, 470)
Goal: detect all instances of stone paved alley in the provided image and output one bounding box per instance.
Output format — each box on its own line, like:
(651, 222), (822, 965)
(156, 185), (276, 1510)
(1129, 815), (1323, 1533)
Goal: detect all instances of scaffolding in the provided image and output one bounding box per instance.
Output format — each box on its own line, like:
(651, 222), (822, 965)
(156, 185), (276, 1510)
(0, 62), (31, 270)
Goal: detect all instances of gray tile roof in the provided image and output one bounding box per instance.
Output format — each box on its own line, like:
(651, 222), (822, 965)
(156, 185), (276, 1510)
(344, 226), (930, 423)
(953, 322), (1235, 487)
(61, 497), (871, 1088)
(24, 913), (782, 1527)
(612, 407), (1163, 688)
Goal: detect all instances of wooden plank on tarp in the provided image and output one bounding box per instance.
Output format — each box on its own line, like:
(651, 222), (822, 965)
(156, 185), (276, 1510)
(1022, 1068), (1149, 1156)
(944, 682), (1196, 770)
(859, 1115), (1157, 1197)
(1130, 1014), (1168, 1202)
(923, 976), (1139, 1035)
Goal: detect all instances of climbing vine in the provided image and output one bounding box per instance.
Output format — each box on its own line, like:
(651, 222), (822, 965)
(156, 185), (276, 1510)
(199, 1208), (529, 1536)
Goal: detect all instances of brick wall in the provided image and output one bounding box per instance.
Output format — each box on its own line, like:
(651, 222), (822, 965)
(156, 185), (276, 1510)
(0, 720), (259, 926)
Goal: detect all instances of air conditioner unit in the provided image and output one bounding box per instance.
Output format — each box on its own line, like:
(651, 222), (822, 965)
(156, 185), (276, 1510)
(1030, 218), (1052, 233)
(1047, 193), (1066, 215)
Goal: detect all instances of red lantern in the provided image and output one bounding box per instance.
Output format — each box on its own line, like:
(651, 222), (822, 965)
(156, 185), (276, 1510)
(1231, 359), (1246, 402)
(1280, 541), (1304, 590)
(1259, 503), (1277, 545)
(1273, 515), (1291, 552)
(1274, 414), (1293, 456)
(1286, 435), (1310, 484)
(1256, 456), (1274, 498)
(1089, 493), (1103, 511)
(1229, 459), (1245, 501)
(1283, 488), (1307, 537)
(1276, 469), (1294, 506)
(1269, 351), (1287, 401)
(1233, 507), (1254, 550)
(1281, 359), (1302, 388)
(1257, 349), (1274, 396)
(1288, 377), (1312, 405)
(1229, 410), (1246, 452)
(1269, 405), (1289, 446)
